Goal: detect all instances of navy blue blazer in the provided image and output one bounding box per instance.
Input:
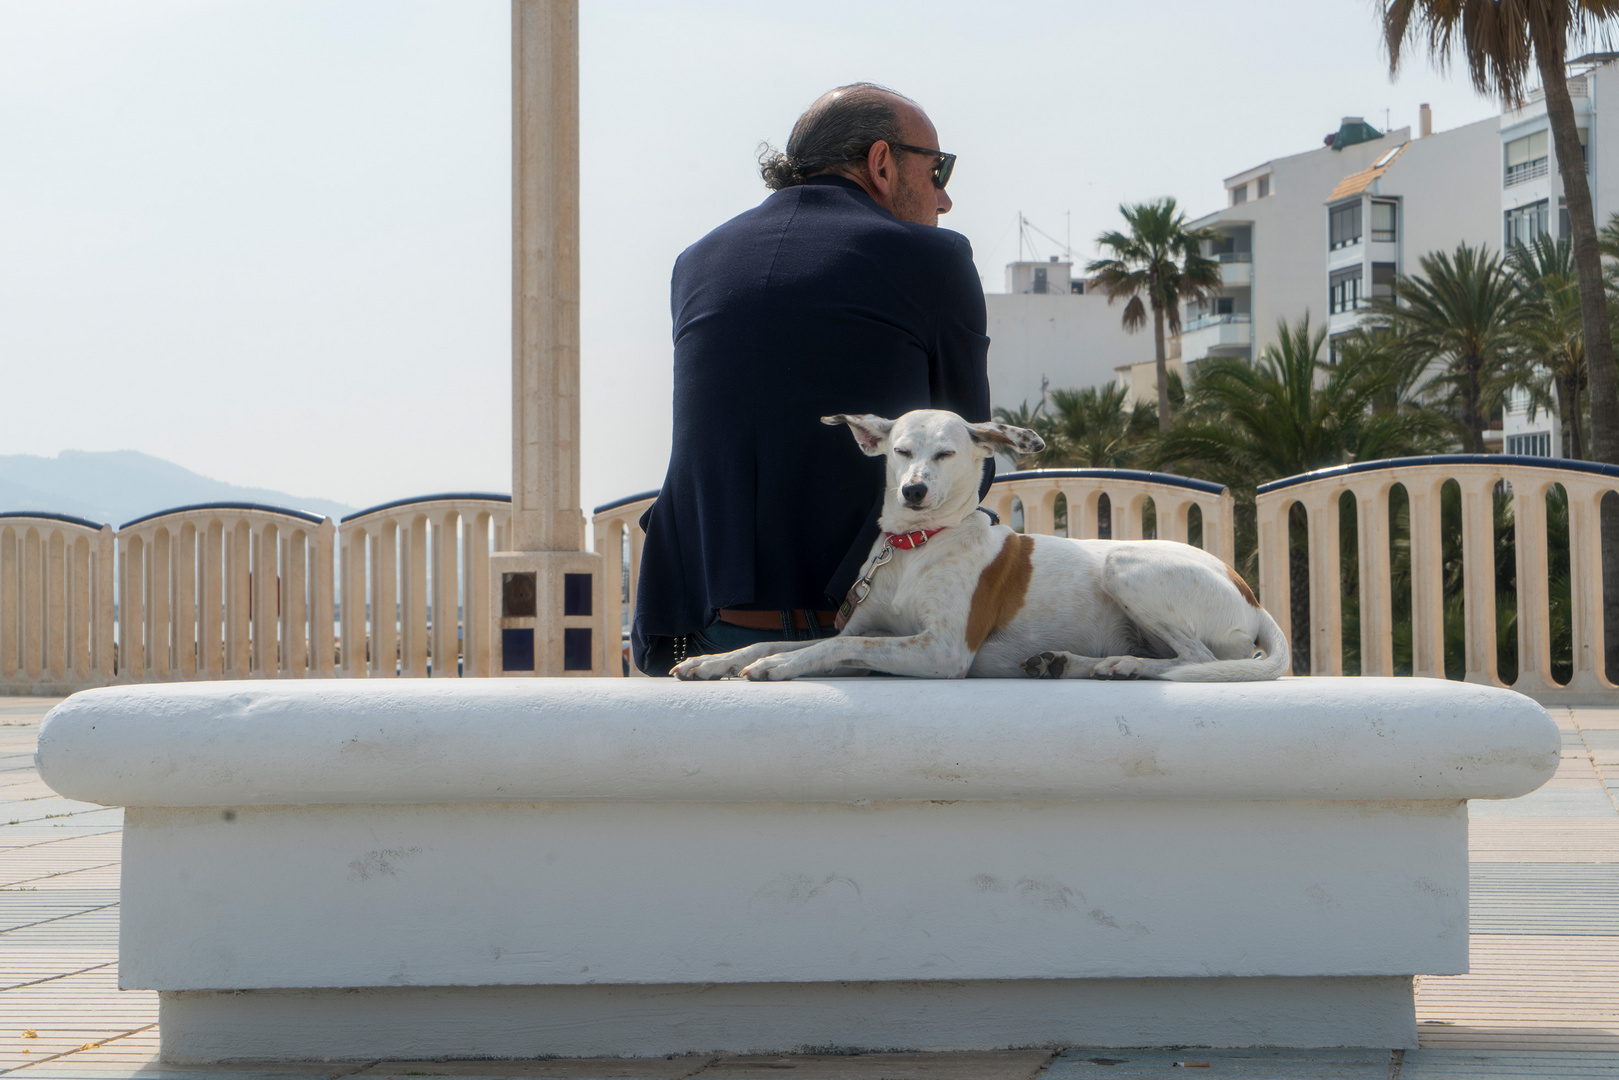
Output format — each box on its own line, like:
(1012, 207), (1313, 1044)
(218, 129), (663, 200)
(631, 175), (991, 671)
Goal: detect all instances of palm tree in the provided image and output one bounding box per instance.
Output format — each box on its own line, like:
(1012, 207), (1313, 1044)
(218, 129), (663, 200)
(1508, 234), (1588, 458)
(1153, 316), (1452, 491)
(1364, 243), (1534, 453)
(1045, 384), (1158, 468)
(989, 400), (1062, 470)
(1380, 1), (1619, 465)
(1086, 199), (1222, 431)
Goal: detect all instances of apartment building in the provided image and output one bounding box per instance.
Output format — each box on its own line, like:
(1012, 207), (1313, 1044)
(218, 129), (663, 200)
(984, 258), (1156, 416)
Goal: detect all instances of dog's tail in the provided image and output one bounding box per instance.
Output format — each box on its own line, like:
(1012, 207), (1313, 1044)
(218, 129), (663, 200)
(1161, 606), (1291, 683)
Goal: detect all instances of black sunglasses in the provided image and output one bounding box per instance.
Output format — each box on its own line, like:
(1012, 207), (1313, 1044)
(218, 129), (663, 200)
(891, 143), (956, 189)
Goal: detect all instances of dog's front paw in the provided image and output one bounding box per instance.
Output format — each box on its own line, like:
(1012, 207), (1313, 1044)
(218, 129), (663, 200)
(740, 654), (797, 681)
(1092, 655), (1145, 680)
(1021, 651), (1067, 679)
(673, 654), (745, 680)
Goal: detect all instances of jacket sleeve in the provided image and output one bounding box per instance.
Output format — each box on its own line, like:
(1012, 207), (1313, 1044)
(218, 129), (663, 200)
(928, 234), (996, 501)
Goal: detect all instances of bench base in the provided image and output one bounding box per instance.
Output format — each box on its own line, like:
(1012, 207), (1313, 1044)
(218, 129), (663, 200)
(158, 977), (1418, 1062)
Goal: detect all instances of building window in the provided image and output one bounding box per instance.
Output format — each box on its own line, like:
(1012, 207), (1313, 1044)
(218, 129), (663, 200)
(1505, 129), (1550, 185)
(1329, 201), (1362, 249)
(1231, 183), (1248, 206)
(1213, 296), (1235, 315)
(1257, 175), (1271, 198)
(1371, 201), (1397, 243)
(1371, 262), (1396, 300)
(1560, 198), (1569, 238)
(1506, 432), (1552, 457)
(1070, 279), (1085, 294)
(1033, 267), (1048, 294)
(1330, 267), (1363, 314)
(1505, 200), (1549, 247)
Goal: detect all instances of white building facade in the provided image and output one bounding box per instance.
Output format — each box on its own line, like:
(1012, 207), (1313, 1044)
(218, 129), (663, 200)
(984, 258), (1158, 416)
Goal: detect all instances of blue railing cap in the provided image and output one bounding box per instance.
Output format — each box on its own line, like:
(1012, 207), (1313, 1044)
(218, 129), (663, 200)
(993, 468), (1228, 496)
(341, 492), (512, 524)
(1256, 453), (1619, 495)
(594, 489), (661, 515)
(0, 510), (106, 531)
(121, 502), (327, 530)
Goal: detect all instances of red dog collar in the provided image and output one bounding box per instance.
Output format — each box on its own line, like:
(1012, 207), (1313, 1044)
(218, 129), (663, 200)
(884, 527), (945, 550)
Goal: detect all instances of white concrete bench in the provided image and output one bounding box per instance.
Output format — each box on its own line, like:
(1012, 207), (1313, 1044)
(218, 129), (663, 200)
(37, 677), (1557, 1062)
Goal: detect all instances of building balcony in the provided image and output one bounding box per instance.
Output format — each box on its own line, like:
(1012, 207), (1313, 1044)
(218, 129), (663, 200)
(1217, 252), (1252, 287)
(1180, 312), (1251, 358)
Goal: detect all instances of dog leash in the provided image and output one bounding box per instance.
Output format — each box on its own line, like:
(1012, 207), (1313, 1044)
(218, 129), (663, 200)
(834, 526), (945, 630)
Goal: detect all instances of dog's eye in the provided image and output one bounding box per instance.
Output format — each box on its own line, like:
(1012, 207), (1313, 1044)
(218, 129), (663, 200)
(934, 450), (955, 460)
(893, 448), (913, 458)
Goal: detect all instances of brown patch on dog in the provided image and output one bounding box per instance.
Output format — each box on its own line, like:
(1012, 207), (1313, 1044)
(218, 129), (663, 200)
(1227, 566), (1260, 608)
(967, 533), (1035, 651)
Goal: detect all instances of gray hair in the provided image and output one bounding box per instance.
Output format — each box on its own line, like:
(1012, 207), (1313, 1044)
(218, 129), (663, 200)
(759, 83), (913, 191)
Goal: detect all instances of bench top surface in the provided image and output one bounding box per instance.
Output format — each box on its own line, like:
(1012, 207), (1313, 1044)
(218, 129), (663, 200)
(36, 677), (1558, 807)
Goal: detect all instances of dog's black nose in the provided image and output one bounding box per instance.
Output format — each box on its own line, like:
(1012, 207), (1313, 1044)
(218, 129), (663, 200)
(902, 482), (928, 505)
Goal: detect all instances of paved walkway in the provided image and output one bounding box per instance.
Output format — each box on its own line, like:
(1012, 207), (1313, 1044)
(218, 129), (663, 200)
(1, 695), (1616, 1079)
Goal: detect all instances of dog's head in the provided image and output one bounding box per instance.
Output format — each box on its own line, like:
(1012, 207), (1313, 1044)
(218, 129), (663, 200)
(821, 409), (1044, 528)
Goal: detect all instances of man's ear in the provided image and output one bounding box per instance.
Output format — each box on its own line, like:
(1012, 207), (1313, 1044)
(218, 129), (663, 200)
(967, 421), (1045, 455)
(821, 413), (895, 456)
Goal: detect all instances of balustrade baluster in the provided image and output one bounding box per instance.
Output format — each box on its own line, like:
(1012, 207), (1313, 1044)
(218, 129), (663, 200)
(70, 537), (90, 682)
(286, 530), (307, 676)
(1566, 485), (1611, 691)
(1459, 475), (1500, 686)
(1407, 479), (1446, 680)
(432, 513), (459, 676)
(401, 516), (428, 677)
(46, 531), (66, 681)
(177, 526), (197, 678)
(0, 528), (15, 682)
(374, 522), (399, 677)
(150, 530), (171, 680)
(122, 534), (144, 681)
(1306, 492), (1343, 677)
(1513, 482), (1555, 693)
(203, 523), (224, 678)
(23, 529), (43, 681)
(1255, 499), (1290, 656)
(252, 525), (277, 676)
(94, 526), (114, 682)
(229, 521), (252, 677)
(313, 520), (335, 676)
(1357, 485), (1393, 677)
(466, 512), (493, 677)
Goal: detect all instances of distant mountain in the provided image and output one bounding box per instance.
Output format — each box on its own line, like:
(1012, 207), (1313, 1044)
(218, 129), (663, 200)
(0, 451), (355, 528)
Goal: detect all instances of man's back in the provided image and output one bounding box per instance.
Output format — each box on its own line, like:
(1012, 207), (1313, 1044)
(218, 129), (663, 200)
(632, 175), (988, 669)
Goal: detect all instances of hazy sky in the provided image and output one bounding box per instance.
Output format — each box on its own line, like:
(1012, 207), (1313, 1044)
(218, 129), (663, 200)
(0, 0), (1502, 518)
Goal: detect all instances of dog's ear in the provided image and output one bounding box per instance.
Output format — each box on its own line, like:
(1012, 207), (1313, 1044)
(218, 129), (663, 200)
(967, 421), (1045, 455)
(821, 414), (895, 457)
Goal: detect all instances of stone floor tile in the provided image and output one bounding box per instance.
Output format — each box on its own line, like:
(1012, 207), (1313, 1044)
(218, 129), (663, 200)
(353, 1058), (712, 1079)
(694, 1051), (1053, 1079)
(1041, 1047), (1390, 1076)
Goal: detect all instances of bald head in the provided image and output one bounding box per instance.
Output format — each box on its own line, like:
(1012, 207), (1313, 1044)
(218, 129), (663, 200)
(759, 83), (951, 226)
(758, 83), (913, 189)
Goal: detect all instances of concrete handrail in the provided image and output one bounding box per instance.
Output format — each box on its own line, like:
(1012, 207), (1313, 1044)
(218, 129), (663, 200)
(1255, 454), (1619, 701)
(117, 504), (334, 683)
(0, 513), (114, 693)
(337, 494), (511, 679)
(987, 469), (1237, 565)
(591, 490), (656, 677)
(38, 677), (1557, 808)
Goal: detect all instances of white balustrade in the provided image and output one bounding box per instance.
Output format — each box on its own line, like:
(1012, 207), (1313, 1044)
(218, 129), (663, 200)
(986, 469), (1237, 564)
(1255, 455), (1619, 703)
(0, 514), (114, 694)
(116, 504), (335, 682)
(590, 491), (656, 678)
(337, 495), (511, 679)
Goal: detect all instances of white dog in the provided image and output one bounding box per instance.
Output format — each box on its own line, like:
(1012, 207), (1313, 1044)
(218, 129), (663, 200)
(673, 409), (1289, 683)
